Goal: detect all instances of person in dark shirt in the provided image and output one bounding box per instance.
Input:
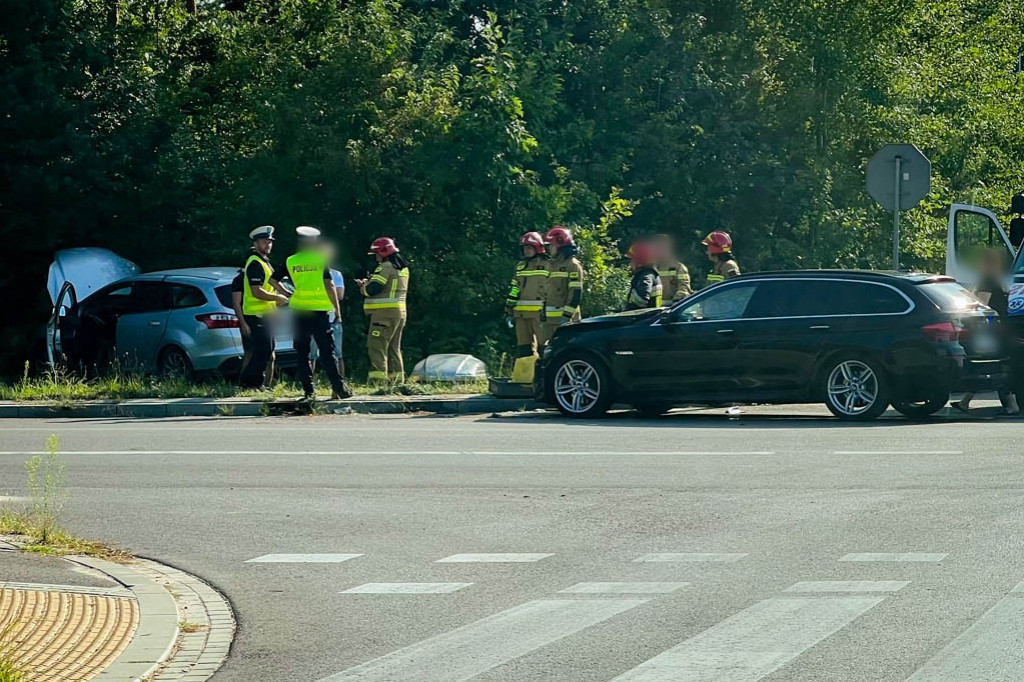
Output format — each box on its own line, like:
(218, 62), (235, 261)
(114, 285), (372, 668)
(954, 248), (1018, 415)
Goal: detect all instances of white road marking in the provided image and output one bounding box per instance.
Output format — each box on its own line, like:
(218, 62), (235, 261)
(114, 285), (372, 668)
(436, 553), (553, 563)
(785, 581), (909, 593)
(839, 553), (947, 563)
(634, 553), (748, 563)
(1010, 581), (1024, 593)
(905, 593), (1024, 680)
(0, 450), (775, 456)
(342, 583), (472, 594)
(317, 598), (647, 682)
(559, 582), (689, 594)
(611, 595), (885, 681)
(245, 553), (363, 563)
(832, 451), (964, 456)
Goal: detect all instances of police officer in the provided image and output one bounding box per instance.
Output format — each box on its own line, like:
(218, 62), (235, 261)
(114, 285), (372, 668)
(543, 226), (584, 340)
(505, 231), (550, 383)
(652, 233), (692, 303)
(359, 237), (410, 385)
(270, 226), (351, 401)
(624, 241), (663, 310)
(702, 231), (741, 286)
(238, 226), (289, 389)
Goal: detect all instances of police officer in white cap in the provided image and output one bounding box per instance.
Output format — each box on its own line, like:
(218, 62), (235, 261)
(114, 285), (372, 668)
(238, 226), (290, 389)
(270, 227), (351, 400)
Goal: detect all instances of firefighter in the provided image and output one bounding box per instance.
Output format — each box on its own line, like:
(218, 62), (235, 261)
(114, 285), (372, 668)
(358, 237), (410, 385)
(270, 227), (350, 401)
(505, 231), (550, 383)
(624, 241), (663, 310)
(543, 226), (584, 340)
(702, 231), (741, 286)
(652, 233), (692, 303)
(238, 226), (289, 389)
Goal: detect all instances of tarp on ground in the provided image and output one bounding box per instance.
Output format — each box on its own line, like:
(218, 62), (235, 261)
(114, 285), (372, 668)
(410, 354), (487, 382)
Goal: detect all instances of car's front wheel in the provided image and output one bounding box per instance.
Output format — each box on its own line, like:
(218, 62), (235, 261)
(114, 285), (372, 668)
(891, 388), (948, 419)
(822, 356), (890, 421)
(551, 354), (613, 418)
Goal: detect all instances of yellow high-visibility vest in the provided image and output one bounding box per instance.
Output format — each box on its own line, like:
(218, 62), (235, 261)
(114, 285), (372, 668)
(286, 251), (333, 312)
(242, 255), (276, 316)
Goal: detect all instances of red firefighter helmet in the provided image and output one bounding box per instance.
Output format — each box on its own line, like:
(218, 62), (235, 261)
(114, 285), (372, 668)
(368, 237), (399, 257)
(701, 230), (733, 254)
(545, 226), (574, 246)
(519, 231), (547, 253)
(627, 241), (657, 266)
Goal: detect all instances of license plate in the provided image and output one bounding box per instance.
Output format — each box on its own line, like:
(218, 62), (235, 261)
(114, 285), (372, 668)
(973, 333), (998, 353)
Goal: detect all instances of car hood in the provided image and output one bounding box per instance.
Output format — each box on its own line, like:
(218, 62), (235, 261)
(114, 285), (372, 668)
(570, 308), (663, 329)
(47, 248), (140, 304)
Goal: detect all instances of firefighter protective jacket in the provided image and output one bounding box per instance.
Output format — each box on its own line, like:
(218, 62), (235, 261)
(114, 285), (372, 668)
(505, 255), (549, 319)
(625, 266), (663, 310)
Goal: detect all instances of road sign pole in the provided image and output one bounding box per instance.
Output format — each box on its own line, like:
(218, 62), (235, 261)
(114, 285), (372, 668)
(892, 156), (902, 270)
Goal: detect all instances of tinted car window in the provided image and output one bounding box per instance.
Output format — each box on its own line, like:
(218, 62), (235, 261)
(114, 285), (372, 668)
(745, 280), (909, 318)
(170, 284), (207, 309)
(214, 284), (234, 308)
(86, 284), (133, 317)
(676, 283), (757, 321)
(919, 281), (983, 311)
(131, 282), (169, 313)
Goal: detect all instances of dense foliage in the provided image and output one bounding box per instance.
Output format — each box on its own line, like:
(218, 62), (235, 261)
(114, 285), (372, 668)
(2, 0), (1022, 376)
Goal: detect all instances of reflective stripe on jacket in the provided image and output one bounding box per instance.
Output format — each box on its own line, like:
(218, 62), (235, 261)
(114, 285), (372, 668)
(363, 262), (409, 314)
(625, 267), (663, 310)
(659, 260), (692, 302)
(545, 255), (584, 319)
(506, 256), (549, 317)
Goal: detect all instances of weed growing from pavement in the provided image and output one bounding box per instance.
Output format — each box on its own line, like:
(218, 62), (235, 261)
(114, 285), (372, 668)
(178, 621), (208, 634)
(0, 436), (130, 562)
(0, 622), (27, 682)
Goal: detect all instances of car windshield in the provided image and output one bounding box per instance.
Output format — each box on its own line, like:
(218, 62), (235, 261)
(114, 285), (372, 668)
(918, 281), (985, 311)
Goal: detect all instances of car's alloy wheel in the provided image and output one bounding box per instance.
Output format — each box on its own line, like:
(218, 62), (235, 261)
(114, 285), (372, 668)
(824, 358), (889, 421)
(552, 356), (612, 418)
(159, 347), (193, 378)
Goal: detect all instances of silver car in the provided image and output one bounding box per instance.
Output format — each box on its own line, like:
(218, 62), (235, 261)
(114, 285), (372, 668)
(47, 248), (295, 376)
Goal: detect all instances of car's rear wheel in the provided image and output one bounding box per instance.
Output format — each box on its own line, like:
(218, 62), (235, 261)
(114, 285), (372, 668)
(158, 346), (193, 379)
(822, 356), (890, 421)
(891, 388), (948, 419)
(551, 354), (613, 418)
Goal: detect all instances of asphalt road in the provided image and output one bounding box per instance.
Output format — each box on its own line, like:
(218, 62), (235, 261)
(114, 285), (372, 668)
(2, 407), (1024, 681)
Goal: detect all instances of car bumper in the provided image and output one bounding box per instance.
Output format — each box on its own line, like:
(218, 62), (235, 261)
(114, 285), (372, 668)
(948, 357), (1009, 393)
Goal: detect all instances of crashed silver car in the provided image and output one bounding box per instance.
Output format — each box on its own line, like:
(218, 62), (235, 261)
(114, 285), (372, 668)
(47, 248), (295, 376)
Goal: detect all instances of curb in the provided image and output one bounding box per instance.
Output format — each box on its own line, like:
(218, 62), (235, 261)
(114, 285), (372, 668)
(0, 395), (541, 419)
(67, 556), (180, 682)
(0, 541), (236, 682)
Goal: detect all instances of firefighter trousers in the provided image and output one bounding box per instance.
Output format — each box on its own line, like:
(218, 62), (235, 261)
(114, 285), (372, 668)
(514, 316), (547, 357)
(367, 312), (406, 382)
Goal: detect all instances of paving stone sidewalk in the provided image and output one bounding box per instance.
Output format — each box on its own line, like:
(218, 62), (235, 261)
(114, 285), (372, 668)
(0, 543), (234, 681)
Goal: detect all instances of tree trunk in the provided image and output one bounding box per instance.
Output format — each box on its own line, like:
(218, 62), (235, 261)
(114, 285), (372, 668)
(186, 0), (197, 14)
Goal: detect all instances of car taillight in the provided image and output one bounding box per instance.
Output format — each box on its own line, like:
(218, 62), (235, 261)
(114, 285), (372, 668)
(921, 321), (964, 343)
(196, 313), (240, 329)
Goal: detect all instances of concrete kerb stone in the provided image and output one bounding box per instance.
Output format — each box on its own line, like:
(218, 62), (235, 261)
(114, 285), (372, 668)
(67, 555), (180, 682)
(62, 553), (237, 682)
(0, 395), (542, 418)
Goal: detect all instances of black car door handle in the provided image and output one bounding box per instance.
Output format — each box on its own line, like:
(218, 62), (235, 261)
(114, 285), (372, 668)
(809, 325), (831, 331)
(717, 329), (735, 335)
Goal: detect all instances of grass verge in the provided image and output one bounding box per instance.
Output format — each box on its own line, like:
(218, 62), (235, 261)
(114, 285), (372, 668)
(0, 365), (489, 402)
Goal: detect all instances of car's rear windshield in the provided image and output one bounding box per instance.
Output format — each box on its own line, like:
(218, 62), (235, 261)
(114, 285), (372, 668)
(918, 281), (982, 311)
(214, 284), (234, 309)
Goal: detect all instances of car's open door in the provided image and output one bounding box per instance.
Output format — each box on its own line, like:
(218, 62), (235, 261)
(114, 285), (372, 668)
(47, 281), (79, 367)
(946, 204), (1015, 288)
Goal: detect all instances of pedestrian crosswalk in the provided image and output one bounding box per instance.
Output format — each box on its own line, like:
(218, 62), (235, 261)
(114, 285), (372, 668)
(245, 549), (1022, 681)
